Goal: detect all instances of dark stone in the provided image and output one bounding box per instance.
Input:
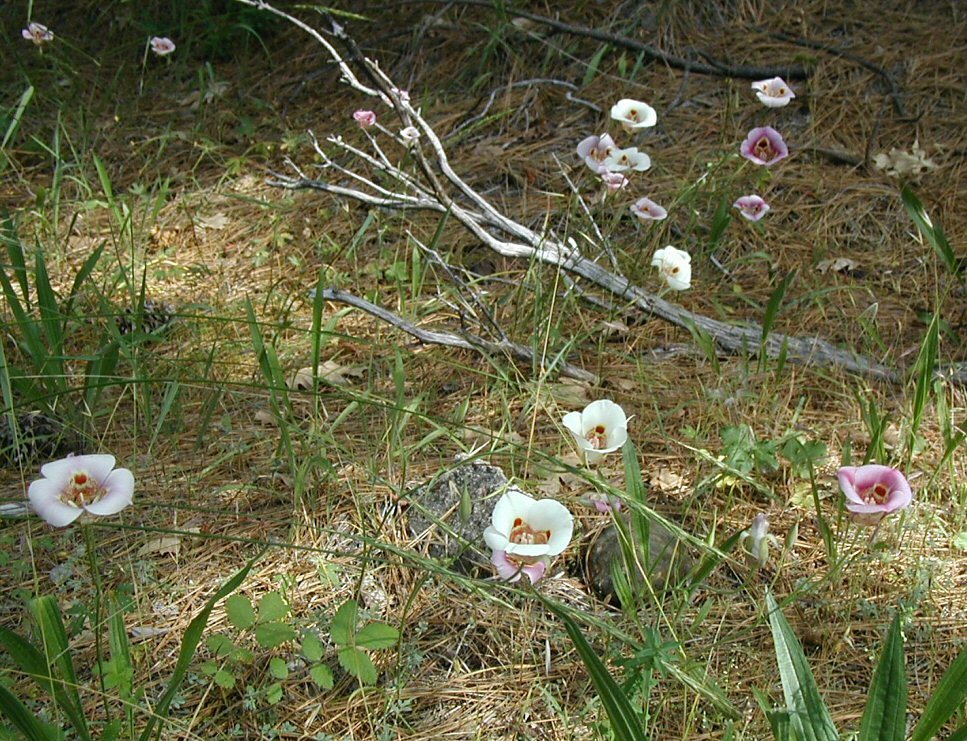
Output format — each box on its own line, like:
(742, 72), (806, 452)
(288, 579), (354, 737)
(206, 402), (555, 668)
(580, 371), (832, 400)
(585, 516), (691, 605)
(405, 461), (509, 572)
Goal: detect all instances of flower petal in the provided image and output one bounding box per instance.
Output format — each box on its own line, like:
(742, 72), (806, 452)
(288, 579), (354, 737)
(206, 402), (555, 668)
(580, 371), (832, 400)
(525, 500), (574, 556)
(483, 525), (510, 552)
(84, 468), (134, 515)
(521, 561), (547, 584)
(28, 480), (83, 527)
(505, 542), (551, 558)
(491, 550), (522, 581)
(40, 454), (116, 485)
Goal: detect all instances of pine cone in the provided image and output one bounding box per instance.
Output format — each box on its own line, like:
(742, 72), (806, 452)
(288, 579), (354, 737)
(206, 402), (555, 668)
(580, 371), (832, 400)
(117, 299), (177, 336)
(0, 411), (77, 466)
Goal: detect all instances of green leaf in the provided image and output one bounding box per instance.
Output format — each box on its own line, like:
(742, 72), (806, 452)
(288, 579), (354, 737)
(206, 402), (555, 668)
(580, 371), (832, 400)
(354, 622), (399, 650)
(301, 632), (323, 662)
(541, 598), (645, 740)
(269, 657), (289, 680)
(213, 669), (235, 690)
(331, 601), (358, 647)
(910, 647), (967, 741)
(199, 661), (218, 676)
(900, 184), (960, 274)
(761, 270), (797, 349)
(0, 681), (60, 741)
(765, 590), (838, 741)
(139, 554), (259, 741)
(310, 664), (334, 690)
(254, 622), (297, 649)
(264, 682), (284, 705)
(859, 614), (907, 741)
(225, 595), (255, 630)
(337, 647), (377, 685)
(206, 634), (235, 658)
(257, 592), (290, 623)
(754, 687), (793, 741)
(953, 532), (967, 552)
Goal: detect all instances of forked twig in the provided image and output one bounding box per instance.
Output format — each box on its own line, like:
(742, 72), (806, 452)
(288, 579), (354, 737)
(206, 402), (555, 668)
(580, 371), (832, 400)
(242, 1), (904, 385)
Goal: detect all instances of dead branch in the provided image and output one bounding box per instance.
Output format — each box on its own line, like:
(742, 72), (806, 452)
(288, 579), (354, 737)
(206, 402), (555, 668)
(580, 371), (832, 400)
(371, 0), (811, 80)
(243, 1), (904, 386)
(314, 287), (599, 384)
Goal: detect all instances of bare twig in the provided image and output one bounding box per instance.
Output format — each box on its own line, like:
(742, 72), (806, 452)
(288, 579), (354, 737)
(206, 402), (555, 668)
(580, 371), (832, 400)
(249, 2), (906, 386)
(768, 31), (911, 118)
(371, 0), (810, 80)
(314, 287), (598, 383)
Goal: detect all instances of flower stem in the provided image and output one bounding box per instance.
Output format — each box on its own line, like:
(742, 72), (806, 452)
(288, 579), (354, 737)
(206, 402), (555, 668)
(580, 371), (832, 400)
(82, 524), (110, 722)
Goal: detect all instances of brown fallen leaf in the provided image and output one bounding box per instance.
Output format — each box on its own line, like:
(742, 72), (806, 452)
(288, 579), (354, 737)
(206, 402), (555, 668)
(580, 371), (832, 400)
(139, 535), (181, 557)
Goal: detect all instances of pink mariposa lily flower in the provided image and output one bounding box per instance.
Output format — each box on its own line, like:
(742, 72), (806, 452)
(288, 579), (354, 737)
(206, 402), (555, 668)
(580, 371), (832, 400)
(740, 126), (789, 166)
(577, 134), (616, 172)
(630, 197), (667, 221)
(353, 110), (376, 128)
(733, 195), (770, 221)
(149, 36), (176, 56)
(837, 464), (913, 524)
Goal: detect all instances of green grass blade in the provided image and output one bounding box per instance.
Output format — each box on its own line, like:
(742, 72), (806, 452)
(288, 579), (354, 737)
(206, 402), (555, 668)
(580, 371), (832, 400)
(0, 626), (86, 739)
(900, 184), (960, 274)
(858, 614), (907, 741)
(32, 251), (66, 379)
(28, 597), (90, 741)
(765, 590), (838, 741)
(0, 682), (59, 741)
(139, 554), (259, 741)
(907, 313), (939, 459)
(0, 213), (30, 302)
(541, 598), (645, 741)
(107, 596), (135, 735)
(909, 647), (967, 741)
(761, 270), (797, 350)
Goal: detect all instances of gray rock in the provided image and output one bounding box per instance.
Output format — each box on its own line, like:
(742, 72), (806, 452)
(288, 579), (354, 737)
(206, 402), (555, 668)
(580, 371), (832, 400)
(405, 461), (508, 572)
(585, 517), (691, 605)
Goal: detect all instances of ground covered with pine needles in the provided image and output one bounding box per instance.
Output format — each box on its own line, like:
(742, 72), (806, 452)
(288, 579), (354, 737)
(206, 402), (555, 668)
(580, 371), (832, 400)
(1, 1), (965, 738)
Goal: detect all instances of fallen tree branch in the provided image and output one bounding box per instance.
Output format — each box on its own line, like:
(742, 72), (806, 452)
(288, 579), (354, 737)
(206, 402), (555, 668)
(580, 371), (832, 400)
(372, 0), (811, 80)
(243, 1), (906, 385)
(313, 287), (599, 384)
(767, 31), (910, 118)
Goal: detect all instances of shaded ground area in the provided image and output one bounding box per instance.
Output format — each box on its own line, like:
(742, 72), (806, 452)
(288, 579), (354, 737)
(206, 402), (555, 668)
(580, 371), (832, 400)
(1, 1), (965, 738)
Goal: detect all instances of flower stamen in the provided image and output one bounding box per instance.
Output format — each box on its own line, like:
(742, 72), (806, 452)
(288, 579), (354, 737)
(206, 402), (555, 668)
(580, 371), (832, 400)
(63, 470), (106, 508)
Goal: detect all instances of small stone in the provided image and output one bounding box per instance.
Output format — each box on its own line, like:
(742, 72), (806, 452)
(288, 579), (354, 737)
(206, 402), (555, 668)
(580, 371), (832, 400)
(585, 516), (691, 605)
(406, 461), (509, 572)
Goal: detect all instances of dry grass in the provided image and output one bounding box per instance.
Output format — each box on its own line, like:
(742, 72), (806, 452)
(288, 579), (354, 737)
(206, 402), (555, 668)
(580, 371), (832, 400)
(1, 0), (966, 738)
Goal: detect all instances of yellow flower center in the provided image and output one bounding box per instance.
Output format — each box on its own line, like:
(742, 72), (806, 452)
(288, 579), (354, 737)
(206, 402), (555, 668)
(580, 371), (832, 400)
(62, 470), (105, 508)
(510, 517), (550, 546)
(585, 424), (608, 450)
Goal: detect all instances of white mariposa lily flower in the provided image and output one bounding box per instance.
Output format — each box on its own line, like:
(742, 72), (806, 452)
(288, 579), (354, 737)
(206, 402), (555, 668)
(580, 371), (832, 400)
(562, 400), (629, 465)
(751, 77), (795, 108)
(601, 146), (652, 172)
(28, 454), (134, 527)
(651, 245), (691, 290)
(22, 22), (54, 45)
(484, 487), (573, 584)
(610, 98), (657, 133)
